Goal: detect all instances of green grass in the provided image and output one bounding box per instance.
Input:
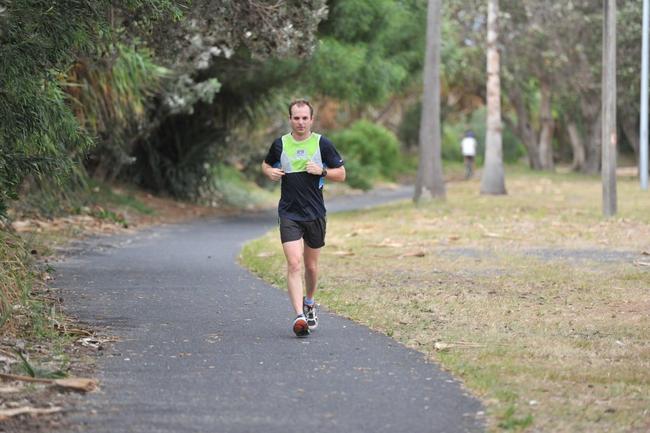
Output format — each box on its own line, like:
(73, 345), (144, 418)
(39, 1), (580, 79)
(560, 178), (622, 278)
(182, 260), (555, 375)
(241, 169), (650, 433)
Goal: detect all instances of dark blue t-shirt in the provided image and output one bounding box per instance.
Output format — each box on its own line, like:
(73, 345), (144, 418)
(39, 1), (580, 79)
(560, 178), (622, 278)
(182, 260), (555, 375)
(264, 134), (344, 221)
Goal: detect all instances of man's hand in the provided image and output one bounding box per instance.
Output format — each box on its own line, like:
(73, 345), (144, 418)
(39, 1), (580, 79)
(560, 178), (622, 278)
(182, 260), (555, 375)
(267, 167), (285, 182)
(262, 161), (285, 181)
(306, 161), (324, 176)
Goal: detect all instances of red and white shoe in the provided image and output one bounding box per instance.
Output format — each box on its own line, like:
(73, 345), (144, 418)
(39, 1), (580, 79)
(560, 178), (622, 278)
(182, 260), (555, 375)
(292, 314), (310, 337)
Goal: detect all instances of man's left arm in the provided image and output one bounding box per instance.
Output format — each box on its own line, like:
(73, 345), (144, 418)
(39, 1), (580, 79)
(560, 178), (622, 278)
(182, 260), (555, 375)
(314, 136), (346, 182)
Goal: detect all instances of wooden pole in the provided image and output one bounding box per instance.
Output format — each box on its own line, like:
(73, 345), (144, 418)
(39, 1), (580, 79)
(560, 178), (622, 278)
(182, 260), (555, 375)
(602, 0), (617, 216)
(641, 0), (649, 190)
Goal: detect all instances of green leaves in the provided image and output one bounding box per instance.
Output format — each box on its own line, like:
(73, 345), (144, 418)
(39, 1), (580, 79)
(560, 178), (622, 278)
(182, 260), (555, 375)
(305, 0), (425, 105)
(0, 1), (182, 216)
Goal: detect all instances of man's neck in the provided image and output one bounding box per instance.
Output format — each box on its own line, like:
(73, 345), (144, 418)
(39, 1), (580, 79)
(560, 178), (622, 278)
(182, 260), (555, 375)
(291, 131), (312, 141)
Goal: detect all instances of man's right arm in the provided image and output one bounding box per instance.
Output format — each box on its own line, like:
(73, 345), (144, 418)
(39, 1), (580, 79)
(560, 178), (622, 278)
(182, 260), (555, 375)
(262, 161), (285, 182)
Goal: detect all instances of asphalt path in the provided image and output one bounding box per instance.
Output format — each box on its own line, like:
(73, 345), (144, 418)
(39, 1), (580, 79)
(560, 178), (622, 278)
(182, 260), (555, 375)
(54, 186), (484, 433)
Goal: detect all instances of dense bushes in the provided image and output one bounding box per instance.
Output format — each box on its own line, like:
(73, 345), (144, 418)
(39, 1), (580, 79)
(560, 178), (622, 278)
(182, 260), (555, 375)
(0, 1), (180, 218)
(330, 120), (404, 190)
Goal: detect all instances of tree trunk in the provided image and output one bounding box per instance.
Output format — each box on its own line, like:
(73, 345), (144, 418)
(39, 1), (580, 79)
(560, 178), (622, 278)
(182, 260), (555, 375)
(620, 114), (640, 163)
(480, 0), (506, 195)
(507, 86), (541, 169)
(538, 81), (555, 170)
(583, 109), (602, 174)
(414, 0), (446, 202)
(567, 121), (586, 171)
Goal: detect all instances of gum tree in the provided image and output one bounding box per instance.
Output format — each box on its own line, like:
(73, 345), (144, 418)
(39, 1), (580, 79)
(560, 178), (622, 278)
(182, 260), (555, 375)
(414, 0), (446, 201)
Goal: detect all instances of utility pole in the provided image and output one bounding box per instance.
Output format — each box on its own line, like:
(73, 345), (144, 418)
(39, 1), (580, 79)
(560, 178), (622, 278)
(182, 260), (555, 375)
(602, 0), (617, 217)
(641, 0), (649, 190)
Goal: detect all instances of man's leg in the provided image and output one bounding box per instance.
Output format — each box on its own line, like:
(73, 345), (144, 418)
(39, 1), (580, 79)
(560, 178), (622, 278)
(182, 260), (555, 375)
(282, 239), (305, 315)
(303, 244), (321, 300)
(303, 244), (321, 330)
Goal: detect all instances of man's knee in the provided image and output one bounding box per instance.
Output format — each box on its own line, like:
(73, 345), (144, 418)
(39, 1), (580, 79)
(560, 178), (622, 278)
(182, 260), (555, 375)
(287, 257), (302, 274)
(304, 261), (318, 275)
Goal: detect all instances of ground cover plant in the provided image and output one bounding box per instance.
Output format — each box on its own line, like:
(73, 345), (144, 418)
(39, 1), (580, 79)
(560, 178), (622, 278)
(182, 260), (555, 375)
(241, 169), (650, 433)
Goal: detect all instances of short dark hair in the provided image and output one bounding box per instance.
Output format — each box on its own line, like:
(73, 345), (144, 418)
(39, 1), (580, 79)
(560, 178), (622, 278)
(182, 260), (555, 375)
(288, 99), (314, 118)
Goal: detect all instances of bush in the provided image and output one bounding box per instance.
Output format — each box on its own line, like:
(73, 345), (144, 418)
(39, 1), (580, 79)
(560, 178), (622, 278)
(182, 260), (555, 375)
(201, 164), (275, 208)
(330, 120), (403, 186)
(340, 158), (375, 191)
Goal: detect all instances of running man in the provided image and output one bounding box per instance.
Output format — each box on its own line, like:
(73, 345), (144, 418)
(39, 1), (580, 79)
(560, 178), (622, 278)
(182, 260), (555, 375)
(461, 130), (478, 179)
(261, 99), (346, 337)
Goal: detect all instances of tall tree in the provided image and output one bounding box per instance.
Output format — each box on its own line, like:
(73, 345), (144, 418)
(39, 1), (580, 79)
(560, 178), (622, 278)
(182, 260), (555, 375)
(480, 0), (506, 195)
(414, 0), (446, 202)
(602, 0), (617, 216)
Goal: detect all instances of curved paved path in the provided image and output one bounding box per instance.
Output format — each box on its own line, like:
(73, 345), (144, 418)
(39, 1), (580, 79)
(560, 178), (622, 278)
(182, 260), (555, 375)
(55, 187), (484, 433)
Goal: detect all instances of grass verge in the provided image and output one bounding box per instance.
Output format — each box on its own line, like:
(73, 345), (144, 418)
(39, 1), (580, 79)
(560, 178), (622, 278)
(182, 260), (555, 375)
(241, 169), (650, 433)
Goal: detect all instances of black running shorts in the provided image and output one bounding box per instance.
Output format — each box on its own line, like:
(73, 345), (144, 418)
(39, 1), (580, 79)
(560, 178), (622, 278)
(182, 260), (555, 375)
(279, 217), (326, 248)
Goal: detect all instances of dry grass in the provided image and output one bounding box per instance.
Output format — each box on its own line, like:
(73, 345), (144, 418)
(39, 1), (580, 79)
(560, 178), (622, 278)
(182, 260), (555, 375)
(241, 169), (650, 433)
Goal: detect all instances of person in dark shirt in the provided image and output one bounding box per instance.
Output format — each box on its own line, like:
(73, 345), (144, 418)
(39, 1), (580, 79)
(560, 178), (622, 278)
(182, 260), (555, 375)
(261, 99), (346, 337)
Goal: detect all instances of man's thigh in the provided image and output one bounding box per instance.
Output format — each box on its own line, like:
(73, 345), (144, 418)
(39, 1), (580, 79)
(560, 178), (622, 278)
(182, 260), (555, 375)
(279, 217), (304, 244)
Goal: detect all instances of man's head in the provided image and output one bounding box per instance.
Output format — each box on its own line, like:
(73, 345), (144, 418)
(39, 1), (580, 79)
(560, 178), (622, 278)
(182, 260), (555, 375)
(288, 99), (314, 118)
(288, 99), (314, 139)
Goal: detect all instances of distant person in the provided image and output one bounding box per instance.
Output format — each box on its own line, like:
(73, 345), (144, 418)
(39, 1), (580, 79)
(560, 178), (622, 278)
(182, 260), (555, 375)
(461, 130), (478, 179)
(261, 99), (346, 337)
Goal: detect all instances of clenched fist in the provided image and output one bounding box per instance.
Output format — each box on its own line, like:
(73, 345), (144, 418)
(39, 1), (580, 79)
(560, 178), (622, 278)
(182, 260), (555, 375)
(267, 168), (285, 182)
(306, 161), (324, 176)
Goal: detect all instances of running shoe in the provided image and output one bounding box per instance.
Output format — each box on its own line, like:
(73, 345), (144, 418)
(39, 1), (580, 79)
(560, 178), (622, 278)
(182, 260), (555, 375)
(292, 314), (310, 337)
(303, 298), (318, 330)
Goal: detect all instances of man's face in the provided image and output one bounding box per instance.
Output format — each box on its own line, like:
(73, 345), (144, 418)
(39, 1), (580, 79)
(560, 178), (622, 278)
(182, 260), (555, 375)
(289, 104), (313, 138)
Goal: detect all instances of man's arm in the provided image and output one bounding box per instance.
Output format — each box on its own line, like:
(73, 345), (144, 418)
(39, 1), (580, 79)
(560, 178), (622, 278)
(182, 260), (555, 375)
(262, 161), (285, 182)
(306, 162), (346, 182)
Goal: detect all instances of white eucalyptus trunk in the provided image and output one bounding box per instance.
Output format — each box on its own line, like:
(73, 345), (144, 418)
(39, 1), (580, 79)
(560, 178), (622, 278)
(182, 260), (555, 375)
(414, 0), (446, 202)
(480, 0), (507, 195)
(538, 81), (555, 171)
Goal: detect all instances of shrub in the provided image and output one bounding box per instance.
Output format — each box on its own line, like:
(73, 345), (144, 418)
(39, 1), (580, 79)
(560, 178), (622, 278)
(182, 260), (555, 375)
(330, 120), (402, 184)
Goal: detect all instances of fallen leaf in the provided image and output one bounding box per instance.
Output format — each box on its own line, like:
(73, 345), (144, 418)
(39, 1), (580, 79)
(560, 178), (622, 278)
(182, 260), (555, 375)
(256, 252), (275, 257)
(371, 239), (404, 248)
(77, 337), (102, 349)
(0, 385), (21, 393)
(434, 342), (451, 351)
(641, 251), (650, 256)
(400, 250), (426, 258)
(633, 260), (650, 267)
(482, 232), (501, 238)
(0, 406), (62, 421)
(10, 220), (31, 232)
(331, 250), (355, 256)
(448, 235), (460, 241)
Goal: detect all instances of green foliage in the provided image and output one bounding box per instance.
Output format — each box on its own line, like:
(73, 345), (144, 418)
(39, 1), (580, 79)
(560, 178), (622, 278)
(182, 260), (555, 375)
(498, 405), (534, 431)
(399, 104), (525, 164)
(306, 0), (425, 105)
(331, 120), (402, 190)
(16, 350), (68, 379)
(201, 164), (275, 208)
(0, 0), (181, 217)
(76, 43), (170, 181)
(0, 231), (34, 328)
